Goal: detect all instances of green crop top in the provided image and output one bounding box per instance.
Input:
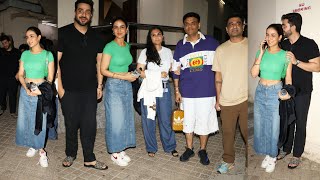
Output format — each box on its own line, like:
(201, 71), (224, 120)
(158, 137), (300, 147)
(256, 49), (288, 80)
(103, 41), (133, 72)
(21, 50), (54, 79)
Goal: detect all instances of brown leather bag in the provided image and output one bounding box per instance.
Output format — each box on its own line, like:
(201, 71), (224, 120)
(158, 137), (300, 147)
(171, 103), (184, 131)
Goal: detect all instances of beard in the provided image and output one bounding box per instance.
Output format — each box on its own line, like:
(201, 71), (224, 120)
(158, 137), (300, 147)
(74, 16), (91, 26)
(283, 30), (292, 38)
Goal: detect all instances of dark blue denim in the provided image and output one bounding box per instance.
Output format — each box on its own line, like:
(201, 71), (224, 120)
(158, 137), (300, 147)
(140, 87), (177, 153)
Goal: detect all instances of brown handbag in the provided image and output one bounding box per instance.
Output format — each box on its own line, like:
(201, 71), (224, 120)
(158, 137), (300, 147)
(171, 103), (184, 131)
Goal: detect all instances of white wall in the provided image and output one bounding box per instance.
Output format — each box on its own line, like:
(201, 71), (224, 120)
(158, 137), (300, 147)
(137, 0), (208, 59)
(138, 0), (185, 46)
(183, 0), (207, 34)
(0, 8), (39, 48)
(249, 0), (320, 163)
(248, 0), (277, 102)
(58, 0), (99, 28)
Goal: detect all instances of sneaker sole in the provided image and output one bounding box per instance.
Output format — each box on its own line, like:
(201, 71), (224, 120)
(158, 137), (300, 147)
(217, 164), (235, 174)
(26, 151), (38, 157)
(111, 157), (128, 167)
(112, 161), (128, 167)
(40, 163), (48, 168)
(198, 153), (210, 165)
(179, 153), (195, 162)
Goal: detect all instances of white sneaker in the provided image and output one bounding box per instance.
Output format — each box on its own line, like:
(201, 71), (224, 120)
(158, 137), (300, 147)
(265, 157), (276, 173)
(120, 151), (131, 163)
(261, 155), (270, 168)
(39, 151), (48, 167)
(111, 153), (128, 167)
(26, 148), (38, 157)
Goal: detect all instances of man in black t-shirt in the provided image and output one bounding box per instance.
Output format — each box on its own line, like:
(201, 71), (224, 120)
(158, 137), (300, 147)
(57, 0), (107, 170)
(0, 35), (20, 117)
(278, 12), (320, 169)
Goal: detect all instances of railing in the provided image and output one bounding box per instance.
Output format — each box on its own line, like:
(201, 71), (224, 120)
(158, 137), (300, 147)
(92, 22), (185, 50)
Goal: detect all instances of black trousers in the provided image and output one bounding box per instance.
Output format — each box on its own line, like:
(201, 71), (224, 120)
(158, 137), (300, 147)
(61, 90), (97, 162)
(283, 93), (311, 157)
(0, 77), (18, 113)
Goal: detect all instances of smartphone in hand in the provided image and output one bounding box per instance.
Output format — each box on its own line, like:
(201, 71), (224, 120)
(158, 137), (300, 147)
(131, 69), (141, 78)
(263, 42), (268, 49)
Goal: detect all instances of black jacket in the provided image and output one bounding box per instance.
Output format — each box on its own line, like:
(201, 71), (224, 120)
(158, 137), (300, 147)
(278, 85), (296, 148)
(34, 82), (55, 135)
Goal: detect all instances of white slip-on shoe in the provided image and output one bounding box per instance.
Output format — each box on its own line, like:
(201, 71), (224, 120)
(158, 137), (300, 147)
(39, 151), (48, 167)
(26, 148), (38, 157)
(111, 153), (128, 167)
(119, 151), (131, 163)
(261, 155), (270, 168)
(265, 157), (276, 173)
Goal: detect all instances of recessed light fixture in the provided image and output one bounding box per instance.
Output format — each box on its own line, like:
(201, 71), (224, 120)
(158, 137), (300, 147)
(41, 20), (57, 27)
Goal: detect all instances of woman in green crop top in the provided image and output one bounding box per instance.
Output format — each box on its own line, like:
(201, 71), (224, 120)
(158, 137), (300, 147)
(100, 17), (137, 167)
(15, 27), (54, 168)
(250, 24), (292, 173)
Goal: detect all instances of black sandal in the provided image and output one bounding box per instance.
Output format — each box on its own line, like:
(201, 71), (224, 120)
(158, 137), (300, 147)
(84, 160), (108, 170)
(288, 157), (301, 169)
(62, 156), (76, 167)
(277, 151), (290, 160)
(148, 152), (155, 157)
(171, 150), (179, 157)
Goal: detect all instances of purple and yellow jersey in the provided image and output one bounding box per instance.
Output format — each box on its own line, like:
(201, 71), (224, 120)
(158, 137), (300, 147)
(172, 33), (219, 98)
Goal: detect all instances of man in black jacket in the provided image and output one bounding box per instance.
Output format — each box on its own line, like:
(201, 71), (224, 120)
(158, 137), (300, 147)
(0, 35), (21, 117)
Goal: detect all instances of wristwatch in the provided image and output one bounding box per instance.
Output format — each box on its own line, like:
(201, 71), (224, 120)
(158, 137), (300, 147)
(295, 60), (301, 66)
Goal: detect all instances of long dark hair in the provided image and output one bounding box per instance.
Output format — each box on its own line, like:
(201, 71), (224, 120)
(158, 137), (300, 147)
(146, 26), (165, 66)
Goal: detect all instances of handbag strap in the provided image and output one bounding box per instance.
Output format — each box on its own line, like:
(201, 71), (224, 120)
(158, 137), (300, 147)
(44, 51), (49, 77)
(175, 102), (181, 110)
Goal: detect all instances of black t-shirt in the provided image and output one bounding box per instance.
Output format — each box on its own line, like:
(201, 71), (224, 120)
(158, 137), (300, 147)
(58, 23), (104, 92)
(0, 48), (20, 78)
(281, 36), (320, 95)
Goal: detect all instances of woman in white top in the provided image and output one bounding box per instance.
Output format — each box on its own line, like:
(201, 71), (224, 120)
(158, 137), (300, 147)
(137, 26), (178, 157)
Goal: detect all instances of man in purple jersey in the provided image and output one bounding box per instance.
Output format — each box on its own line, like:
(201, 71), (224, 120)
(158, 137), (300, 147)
(172, 12), (219, 165)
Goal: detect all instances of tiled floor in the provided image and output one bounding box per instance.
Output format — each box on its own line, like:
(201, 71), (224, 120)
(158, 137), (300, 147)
(0, 108), (246, 180)
(247, 108), (320, 180)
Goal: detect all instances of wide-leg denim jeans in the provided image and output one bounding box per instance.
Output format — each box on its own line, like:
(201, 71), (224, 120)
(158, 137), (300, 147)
(140, 87), (176, 153)
(16, 87), (47, 149)
(254, 82), (282, 158)
(104, 78), (136, 153)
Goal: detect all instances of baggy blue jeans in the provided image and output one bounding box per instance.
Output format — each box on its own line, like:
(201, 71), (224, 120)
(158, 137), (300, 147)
(254, 82), (282, 158)
(140, 87), (176, 153)
(16, 87), (47, 149)
(104, 78), (136, 153)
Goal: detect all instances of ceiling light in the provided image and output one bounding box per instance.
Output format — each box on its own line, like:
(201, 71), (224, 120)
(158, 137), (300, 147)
(220, 0), (225, 5)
